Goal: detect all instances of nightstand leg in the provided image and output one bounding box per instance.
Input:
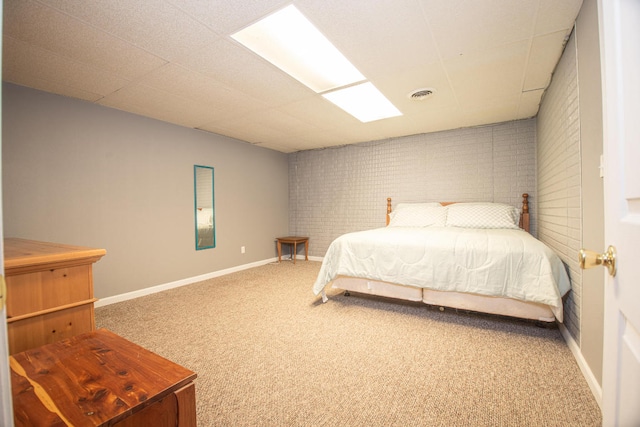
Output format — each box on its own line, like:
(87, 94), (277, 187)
(293, 242), (297, 264)
(277, 240), (282, 263)
(305, 240), (308, 261)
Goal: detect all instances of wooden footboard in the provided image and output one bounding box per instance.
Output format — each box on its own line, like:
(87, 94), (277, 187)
(386, 193), (531, 234)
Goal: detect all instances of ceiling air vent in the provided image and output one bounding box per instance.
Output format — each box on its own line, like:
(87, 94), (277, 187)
(408, 88), (435, 101)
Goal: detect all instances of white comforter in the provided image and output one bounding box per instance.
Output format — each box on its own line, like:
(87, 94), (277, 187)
(313, 227), (571, 317)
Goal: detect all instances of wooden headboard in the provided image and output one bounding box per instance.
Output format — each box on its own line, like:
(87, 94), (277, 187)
(386, 193), (531, 233)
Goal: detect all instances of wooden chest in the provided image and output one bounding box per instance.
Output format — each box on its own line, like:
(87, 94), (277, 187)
(4, 238), (106, 354)
(11, 328), (197, 426)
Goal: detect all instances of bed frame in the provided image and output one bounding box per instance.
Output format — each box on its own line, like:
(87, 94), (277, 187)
(332, 193), (558, 324)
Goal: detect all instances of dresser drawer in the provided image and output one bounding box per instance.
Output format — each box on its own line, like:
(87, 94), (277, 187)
(6, 265), (94, 318)
(8, 304), (95, 354)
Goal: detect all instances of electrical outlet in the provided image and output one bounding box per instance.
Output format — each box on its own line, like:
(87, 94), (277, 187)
(599, 154), (604, 178)
(241, 246), (246, 254)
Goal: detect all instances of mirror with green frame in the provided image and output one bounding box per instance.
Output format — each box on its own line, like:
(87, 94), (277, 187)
(194, 165), (215, 250)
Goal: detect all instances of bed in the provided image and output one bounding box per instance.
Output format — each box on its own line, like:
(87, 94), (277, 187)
(313, 194), (571, 323)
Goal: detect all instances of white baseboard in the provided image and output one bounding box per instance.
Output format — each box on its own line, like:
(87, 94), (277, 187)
(558, 323), (603, 410)
(281, 255), (323, 262)
(95, 258), (279, 308)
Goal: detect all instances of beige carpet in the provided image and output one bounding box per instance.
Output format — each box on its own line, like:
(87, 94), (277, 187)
(95, 261), (601, 426)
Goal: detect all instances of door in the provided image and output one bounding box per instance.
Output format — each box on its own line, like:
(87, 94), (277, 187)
(598, 0), (640, 425)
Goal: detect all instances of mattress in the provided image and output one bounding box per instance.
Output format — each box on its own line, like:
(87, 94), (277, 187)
(313, 226), (571, 321)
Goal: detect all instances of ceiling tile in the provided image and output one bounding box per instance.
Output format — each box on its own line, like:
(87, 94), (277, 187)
(535, 0), (583, 35)
(517, 89), (544, 119)
(251, 141), (298, 154)
(460, 99), (520, 128)
(297, 0), (440, 78)
(97, 84), (224, 128)
(3, 36), (130, 96)
(4, 0), (166, 80)
(374, 63), (458, 115)
(201, 107), (325, 144)
(38, 0), (220, 62)
(388, 107), (465, 136)
(177, 37), (314, 108)
(246, 108), (324, 136)
(198, 117), (288, 145)
(1, 73), (103, 103)
(314, 119), (407, 144)
(138, 63), (271, 119)
(523, 31), (569, 91)
(269, 131), (351, 152)
(277, 97), (362, 130)
(420, 0), (538, 59)
(165, 0), (290, 35)
(444, 41), (528, 107)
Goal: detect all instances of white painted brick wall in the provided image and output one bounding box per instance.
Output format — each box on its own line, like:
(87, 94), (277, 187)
(537, 32), (582, 343)
(288, 119), (537, 258)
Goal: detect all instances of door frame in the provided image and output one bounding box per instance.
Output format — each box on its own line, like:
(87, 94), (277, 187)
(0, 0), (15, 423)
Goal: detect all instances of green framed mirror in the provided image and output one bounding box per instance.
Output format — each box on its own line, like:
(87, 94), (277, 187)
(194, 165), (215, 250)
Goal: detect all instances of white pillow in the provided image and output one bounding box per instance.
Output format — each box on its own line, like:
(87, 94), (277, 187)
(445, 203), (520, 229)
(394, 202), (441, 211)
(389, 204), (447, 227)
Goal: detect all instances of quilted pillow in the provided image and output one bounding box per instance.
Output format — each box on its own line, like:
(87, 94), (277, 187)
(394, 202), (441, 211)
(445, 203), (520, 229)
(389, 204), (447, 227)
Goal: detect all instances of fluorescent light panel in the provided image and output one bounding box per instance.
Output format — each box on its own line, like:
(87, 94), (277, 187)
(323, 82), (402, 123)
(232, 5), (402, 122)
(231, 5), (365, 93)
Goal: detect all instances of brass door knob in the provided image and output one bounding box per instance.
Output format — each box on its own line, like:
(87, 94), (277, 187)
(579, 246), (617, 277)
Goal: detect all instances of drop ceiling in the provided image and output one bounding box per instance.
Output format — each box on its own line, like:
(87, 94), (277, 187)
(2, 0), (583, 153)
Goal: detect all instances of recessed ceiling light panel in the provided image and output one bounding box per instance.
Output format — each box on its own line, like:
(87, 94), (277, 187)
(231, 5), (365, 93)
(323, 82), (403, 123)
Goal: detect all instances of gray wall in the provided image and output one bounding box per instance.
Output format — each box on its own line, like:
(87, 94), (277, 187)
(288, 119), (537, 257)
(2, 83), (289, 299)
(576, 0), (605, 386)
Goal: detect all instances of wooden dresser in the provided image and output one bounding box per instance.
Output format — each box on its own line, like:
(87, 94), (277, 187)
(4, 238), (106, 354)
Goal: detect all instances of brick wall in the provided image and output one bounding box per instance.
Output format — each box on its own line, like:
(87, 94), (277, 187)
(288, 118), (537, 257)
(537, 32), (582, 343)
